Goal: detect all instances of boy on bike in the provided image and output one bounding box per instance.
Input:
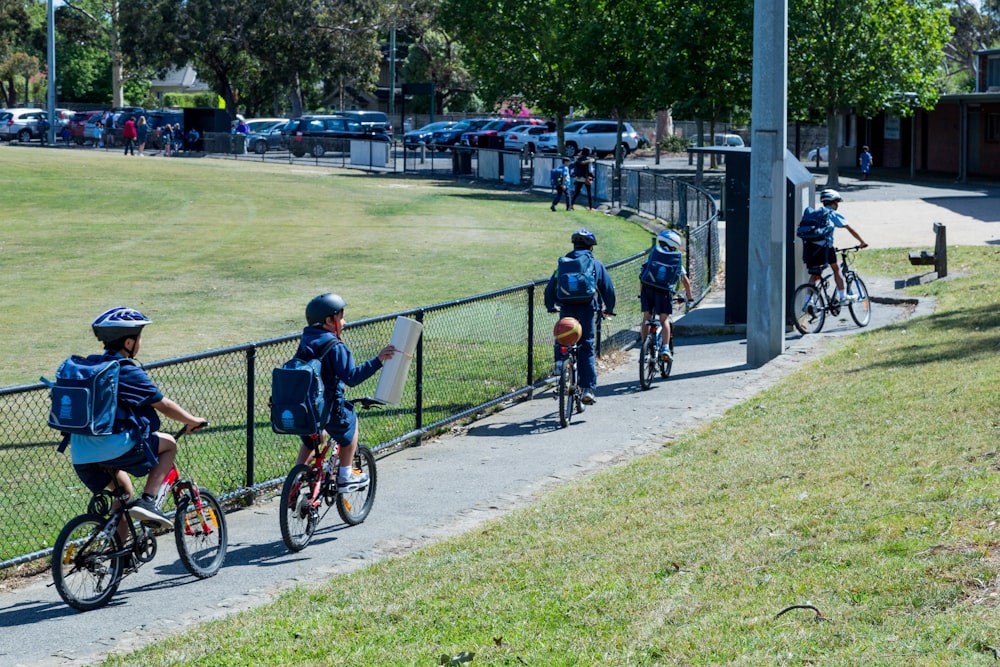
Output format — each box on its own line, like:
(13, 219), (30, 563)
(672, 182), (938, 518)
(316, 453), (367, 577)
(292, 293), (396, 491)
(544, 229), (616, 405)
(803, 189), (868, 303)
(639, 230), (693, 362)
(72, 307), (207, 528)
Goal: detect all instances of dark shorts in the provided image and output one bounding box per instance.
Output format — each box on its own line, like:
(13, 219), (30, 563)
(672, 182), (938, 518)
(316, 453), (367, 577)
(73, 434), (161, 494)
(640, 285), (674, 315)
(300, 404), (358, 448)
(803, 242), (835, 274)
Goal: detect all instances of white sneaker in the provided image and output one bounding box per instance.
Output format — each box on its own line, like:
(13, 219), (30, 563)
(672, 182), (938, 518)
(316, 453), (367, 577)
(337, 470), (369, 492)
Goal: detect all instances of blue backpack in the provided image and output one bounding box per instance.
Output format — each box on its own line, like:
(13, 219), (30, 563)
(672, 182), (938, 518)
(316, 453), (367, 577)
(555, 253), (598, 304)
(797, 206), (834, 243)
(41, 355), (136, 451)
(639, 245), (683, 291)
(270, 337), (338, 436)
(550, 166), (566, 187)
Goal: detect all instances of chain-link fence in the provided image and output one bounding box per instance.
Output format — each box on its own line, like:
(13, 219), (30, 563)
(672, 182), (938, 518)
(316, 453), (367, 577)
(1, 255), (657, 571)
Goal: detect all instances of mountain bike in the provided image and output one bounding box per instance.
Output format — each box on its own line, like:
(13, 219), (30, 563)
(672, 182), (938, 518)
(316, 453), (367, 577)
(51, 424), (227, 611)
(279, 401), (380, 552)
(791, 246), (871, 334)
(639, 317), (673, 390)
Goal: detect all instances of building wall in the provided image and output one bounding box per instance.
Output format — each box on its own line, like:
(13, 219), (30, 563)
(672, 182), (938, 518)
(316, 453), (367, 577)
(926, 104), (960, 174)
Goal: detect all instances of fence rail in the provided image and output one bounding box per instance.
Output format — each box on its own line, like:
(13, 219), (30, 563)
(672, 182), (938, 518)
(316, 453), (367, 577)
(2, 143), (719, 571)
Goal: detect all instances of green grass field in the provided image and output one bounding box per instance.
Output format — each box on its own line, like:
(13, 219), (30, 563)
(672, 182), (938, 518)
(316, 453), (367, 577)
(3, 148), (648, 387)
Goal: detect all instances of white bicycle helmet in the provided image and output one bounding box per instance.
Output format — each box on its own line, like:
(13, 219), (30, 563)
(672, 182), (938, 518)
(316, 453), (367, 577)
(657, 230), (682, 250)
(819, 188), (843, 204)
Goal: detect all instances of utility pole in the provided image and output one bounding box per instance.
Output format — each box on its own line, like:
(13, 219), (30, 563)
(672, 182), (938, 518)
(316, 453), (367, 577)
(46, 0), (56, 145)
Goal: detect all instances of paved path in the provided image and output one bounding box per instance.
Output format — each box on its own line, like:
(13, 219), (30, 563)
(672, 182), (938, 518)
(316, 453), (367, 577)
(1, 174), (994, 667)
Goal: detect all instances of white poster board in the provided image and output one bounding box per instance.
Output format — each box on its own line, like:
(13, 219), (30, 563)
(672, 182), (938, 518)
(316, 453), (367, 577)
(374, 316), (423, 405)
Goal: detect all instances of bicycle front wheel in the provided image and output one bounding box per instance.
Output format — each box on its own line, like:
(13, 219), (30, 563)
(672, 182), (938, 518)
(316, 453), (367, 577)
(661, 333), (674, 379)
(558, 357), (575, 428)
(847, 275), (871, 327)
(337, 444), (377, 525)
(792, 284), (825, 334)
(52, 513), (124, 611)
(639, 334), (657, 390)
(175, 488), (227, 578)
(280, 464), (317, 552)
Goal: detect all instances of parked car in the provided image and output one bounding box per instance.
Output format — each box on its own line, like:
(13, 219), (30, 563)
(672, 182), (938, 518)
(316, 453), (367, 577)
(460, 118), (544, 148)
(0, 108), (47, 142)
(403, 120), (455, 150)
(687, 133), (745, 148)
(536, 120), (641, 158)
(499, 124), (551, 154)
(334, 110), (393, 135)
(145, 110), (184, 149)
(245, 118), (288, 154)
(281, 115), (390, 157)
(68, 111), (103, 145)
(430, 118), (495, 151)
(806, 145), (829, 161)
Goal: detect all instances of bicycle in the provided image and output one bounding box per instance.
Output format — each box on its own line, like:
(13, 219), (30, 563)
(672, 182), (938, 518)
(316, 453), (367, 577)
(639, 317), (674, 390)
(556, 340), (585, 428)
(51, 424), (227, 611)
(278, 400), (380, 552)
(791, 246), (871, 334)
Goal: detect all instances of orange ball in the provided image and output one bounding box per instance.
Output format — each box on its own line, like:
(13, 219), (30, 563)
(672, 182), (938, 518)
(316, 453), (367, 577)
(553, 317), (582, 345)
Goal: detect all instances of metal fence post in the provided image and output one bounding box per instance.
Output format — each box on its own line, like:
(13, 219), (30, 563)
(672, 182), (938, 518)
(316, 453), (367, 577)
(414, 309), (425, 446)
(245, 345), (256, 488)
(527, 284), (535, 396)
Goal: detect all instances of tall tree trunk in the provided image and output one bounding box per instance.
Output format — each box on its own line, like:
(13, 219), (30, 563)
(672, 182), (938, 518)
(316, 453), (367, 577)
(826, 108), (839, 187)
(111, 0), (123, 107)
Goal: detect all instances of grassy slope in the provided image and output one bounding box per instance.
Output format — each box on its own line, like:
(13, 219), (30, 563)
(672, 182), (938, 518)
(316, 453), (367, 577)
(95, 247), (999, 666)
(3, 149), (646, 386)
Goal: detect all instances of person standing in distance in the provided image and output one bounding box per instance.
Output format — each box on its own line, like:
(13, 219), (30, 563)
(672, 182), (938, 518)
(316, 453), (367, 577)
(858, 145), (874, 181)
(544, 229), (616, 405)
(293, 293), (396, 491)
(802, 189), (868, 303)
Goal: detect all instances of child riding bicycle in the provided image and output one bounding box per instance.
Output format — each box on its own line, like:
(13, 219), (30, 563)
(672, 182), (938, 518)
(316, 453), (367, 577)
(801, 189), (868, 304)
(639, 230), (693, 362)
(291, 293), (396, 491)
(69, 307), (207, 529)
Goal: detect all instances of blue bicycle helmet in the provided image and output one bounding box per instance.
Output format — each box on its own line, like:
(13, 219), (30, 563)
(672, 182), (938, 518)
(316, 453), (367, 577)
(306, 293), (347, 326)
(571, 229), (597, 247)
(91, 306), (152, 342)
(657, 230), (682, 250)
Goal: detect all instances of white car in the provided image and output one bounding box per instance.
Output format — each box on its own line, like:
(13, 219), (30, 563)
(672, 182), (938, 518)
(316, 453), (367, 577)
(806, 145), (829, 161)
(687, 133), (745, 148)
(0, 108), (47, 142)
(536, 120), (640, 158)
(499, 124), (550, 153)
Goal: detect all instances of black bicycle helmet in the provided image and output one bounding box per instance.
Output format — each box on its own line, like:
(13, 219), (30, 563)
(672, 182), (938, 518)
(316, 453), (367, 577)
(571, 229), (597, 247)
(91, 306), (152, 342)
(306, 293), (347, 326)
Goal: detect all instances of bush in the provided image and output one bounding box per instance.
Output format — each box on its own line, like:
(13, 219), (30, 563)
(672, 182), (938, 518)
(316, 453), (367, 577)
(659, 134), (688, 153)
(163, 92), (219, 109)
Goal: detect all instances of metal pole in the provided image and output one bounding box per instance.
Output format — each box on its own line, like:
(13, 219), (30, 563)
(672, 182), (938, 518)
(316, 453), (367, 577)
(46, 0), (56, 145)
(746, 0), (789, 367)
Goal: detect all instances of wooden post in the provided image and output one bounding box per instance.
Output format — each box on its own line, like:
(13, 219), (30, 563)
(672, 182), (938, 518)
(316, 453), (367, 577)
(933, 222), (947, 278)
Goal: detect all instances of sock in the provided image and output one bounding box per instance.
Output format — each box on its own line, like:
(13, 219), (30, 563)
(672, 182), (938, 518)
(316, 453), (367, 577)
(837, 289), (846, 300)
(339, 466), (352, 478)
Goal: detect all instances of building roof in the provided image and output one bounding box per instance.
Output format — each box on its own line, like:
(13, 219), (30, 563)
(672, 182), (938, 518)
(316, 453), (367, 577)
(149, 65), (212, 93)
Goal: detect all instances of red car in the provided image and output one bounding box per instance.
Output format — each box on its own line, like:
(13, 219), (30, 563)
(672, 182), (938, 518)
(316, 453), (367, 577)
(69, 111), (104, 145)
(460, 118), (545, 148)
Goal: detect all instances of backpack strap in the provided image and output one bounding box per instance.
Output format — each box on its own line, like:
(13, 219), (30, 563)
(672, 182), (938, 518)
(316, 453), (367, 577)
(313, 336), (339, 362)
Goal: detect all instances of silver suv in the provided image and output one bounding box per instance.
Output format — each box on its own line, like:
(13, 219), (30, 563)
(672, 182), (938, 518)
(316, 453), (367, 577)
(0, 108), (47, 142)
(536, 120), (640, 158)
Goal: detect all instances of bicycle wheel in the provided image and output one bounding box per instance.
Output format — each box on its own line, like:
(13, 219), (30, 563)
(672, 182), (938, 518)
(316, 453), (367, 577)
(792, 284), (825, 334)
(337, 444), (378, 525)
(660, 333), (674, 379)
(558, 356), (575, 428)
(52, 513), (124, 611)
(175, 488), (227, 578)
(847, 274), (871, 327)
(280, 464), (317, 552)
(639, 334), (657, 390)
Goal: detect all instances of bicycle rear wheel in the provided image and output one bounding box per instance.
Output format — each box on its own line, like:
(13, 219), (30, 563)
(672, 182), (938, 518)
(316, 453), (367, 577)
(847, 275), (871, 327)
(639, 334), (657, 390)
(52, 513), (124, 611)
(175, 488), (227, 578)
(280, 464), (317, 552)
(792, 284), (825, 334)
(337, 444), (377, 525)
(558, 357), (576, 427)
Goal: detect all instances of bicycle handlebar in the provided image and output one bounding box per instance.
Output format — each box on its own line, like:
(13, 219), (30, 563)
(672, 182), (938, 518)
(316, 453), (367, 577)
(174, 421), (210, 440)
(835, 245), (865, 253)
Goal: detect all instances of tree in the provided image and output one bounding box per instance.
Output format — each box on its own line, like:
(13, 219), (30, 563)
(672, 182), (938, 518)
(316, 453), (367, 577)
(789, 0), (953, 185)
(943, 0), (1000, 92)
(402, 29), (476, 113)
(0, 0), (34, 107)
(59, 0), (129, 107)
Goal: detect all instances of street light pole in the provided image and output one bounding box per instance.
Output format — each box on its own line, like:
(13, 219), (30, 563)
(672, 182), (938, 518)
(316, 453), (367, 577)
(46, 0), (56, 145)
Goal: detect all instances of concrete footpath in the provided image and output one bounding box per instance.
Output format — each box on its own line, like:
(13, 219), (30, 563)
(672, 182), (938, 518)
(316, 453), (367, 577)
(1, 175), (995, 667)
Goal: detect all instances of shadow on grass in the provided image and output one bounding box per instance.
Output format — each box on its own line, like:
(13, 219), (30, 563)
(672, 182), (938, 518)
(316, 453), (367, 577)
(855, 302), (1000, 371)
